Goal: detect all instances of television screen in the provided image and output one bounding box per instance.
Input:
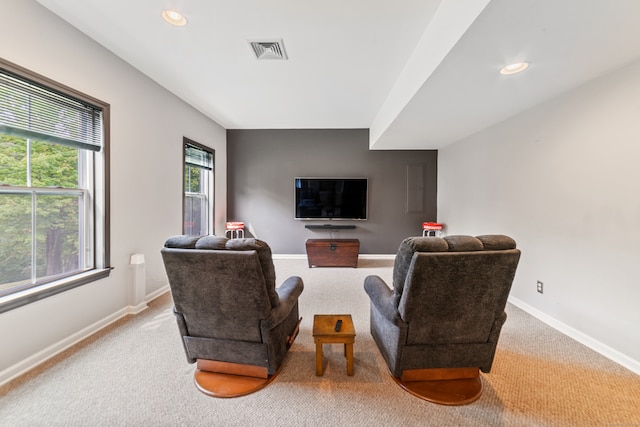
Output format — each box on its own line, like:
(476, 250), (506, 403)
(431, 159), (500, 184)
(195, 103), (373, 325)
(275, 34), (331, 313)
(294, 177), (368, 220)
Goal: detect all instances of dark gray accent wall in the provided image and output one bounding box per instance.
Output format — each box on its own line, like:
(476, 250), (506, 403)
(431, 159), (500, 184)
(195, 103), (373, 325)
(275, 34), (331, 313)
(227, 129), (437, 254)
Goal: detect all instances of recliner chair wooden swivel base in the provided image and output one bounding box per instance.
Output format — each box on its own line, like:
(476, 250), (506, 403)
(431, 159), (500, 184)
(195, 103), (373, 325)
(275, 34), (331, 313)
(391, 367), (483, 405)
(194, 361), (282, 398)
(192, 320), (300, 398)
(161, 235), (304, 399)
(364, 235), (521, 406)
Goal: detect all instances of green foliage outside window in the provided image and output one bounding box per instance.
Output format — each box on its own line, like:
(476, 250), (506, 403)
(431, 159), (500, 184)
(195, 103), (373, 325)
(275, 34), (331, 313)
(184, 164), (202, 193)
(0, 134), (81, 290)
(183, 142), (213, 236)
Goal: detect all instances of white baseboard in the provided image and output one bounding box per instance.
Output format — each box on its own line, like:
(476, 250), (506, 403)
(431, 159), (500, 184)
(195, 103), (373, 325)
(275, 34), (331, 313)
(272, 254), (306, 260)
(146, 284), (170, 302)
(9, 283), (634, 388)
(359, 254), (396, 260)
(508, 296), (640, 375)
(0, 307), (128, 386)
(0, 286), (171, 387)
(126, 302), (148, 315)
(272, 254), (396, 260)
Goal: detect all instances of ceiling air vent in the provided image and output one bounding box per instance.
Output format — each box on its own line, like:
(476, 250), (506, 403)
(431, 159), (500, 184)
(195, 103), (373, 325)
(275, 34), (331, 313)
(248, 39), (288, 60)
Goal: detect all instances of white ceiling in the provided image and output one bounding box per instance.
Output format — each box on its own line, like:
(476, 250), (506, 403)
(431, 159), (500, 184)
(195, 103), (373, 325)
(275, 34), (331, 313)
(35, 0), (640, 149)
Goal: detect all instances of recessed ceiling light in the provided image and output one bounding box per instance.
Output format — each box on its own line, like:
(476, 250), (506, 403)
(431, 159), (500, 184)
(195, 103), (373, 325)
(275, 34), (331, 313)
(500, 62), (529, 75)
(162, 9), (187, 26)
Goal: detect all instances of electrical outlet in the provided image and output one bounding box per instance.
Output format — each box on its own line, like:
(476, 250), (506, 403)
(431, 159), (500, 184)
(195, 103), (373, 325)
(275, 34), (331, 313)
(537, 281), (544, 294)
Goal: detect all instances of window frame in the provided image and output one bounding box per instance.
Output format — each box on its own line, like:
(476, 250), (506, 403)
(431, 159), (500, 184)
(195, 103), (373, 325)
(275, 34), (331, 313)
(182, 138), (214, 236)
(0, 58), (111, 314)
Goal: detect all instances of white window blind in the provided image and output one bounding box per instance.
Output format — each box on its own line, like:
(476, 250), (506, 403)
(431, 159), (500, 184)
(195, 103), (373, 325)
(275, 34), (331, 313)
(185, 143), (213, 170)
(0, 68), (103, 152)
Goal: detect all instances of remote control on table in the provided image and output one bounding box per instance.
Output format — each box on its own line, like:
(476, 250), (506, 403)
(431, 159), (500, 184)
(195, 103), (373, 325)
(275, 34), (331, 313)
(334, 319), (342, 332)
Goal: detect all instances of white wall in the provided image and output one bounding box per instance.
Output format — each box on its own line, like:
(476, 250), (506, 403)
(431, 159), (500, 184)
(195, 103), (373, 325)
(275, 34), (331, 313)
(438, 59), (640, 373)
(0, 0), (227, 382)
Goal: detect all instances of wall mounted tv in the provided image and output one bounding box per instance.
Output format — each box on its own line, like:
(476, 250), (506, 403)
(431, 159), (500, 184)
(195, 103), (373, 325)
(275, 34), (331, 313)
(294, 177), (368, 220)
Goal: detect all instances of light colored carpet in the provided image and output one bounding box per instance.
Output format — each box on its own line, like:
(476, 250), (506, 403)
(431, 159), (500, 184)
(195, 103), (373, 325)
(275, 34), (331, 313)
(0, 258), (638, 426)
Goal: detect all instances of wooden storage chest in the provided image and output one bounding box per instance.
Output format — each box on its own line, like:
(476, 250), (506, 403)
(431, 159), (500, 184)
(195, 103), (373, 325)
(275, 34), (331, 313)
(306, 239), (359, 268)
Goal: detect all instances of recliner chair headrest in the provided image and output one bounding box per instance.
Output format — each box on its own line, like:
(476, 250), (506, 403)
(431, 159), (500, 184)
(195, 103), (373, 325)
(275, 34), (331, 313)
(442, 235), (483, 251)
(475, 234), (517, 250)
(392, 234), (517, 306)
(401, 234), (516, 252)
(163, 235), (280, 307)
(194, 235), (228, 249)
(164, 235), (201, 249)
(401, 237), (449, 252)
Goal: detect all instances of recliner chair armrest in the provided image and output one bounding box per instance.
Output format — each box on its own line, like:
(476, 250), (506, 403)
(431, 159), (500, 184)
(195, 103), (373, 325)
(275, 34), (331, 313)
(172, 307), (196, 363)
(263, 276), (304, 329)
(364, 275), (400, 323)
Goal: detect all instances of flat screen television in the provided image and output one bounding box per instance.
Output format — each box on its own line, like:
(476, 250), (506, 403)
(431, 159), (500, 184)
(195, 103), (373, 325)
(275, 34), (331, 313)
(294, 177), (368, 220)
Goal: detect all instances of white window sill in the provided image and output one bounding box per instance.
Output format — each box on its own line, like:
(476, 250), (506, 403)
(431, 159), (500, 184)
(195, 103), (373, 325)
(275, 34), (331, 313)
(0, 268), (112, 314)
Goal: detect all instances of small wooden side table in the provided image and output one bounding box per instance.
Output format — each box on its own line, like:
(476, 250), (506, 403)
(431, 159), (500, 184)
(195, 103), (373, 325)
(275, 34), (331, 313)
(312, 314), (356, 376)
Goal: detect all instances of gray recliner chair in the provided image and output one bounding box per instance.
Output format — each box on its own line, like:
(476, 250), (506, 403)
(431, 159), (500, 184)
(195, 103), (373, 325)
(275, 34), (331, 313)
(161, 235), (303, 397)
(364, 235), (520, 405)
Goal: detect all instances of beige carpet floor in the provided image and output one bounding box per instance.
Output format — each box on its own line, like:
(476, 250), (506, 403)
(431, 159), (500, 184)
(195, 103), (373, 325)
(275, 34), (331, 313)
(0, 258), (638, 426)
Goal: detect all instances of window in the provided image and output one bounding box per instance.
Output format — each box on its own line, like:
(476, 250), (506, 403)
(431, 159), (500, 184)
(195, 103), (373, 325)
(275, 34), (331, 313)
(0, 59), (110, 312)
(183, 139), (214, 236)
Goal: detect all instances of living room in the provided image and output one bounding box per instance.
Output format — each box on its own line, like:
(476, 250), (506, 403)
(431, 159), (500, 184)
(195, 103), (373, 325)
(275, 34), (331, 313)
(1, 0), (639, 423)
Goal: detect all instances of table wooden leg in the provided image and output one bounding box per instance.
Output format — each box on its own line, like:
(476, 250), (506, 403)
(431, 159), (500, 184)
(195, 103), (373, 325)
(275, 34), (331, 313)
(346, 343), (354, 376)
(315, 342), (323, 376)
